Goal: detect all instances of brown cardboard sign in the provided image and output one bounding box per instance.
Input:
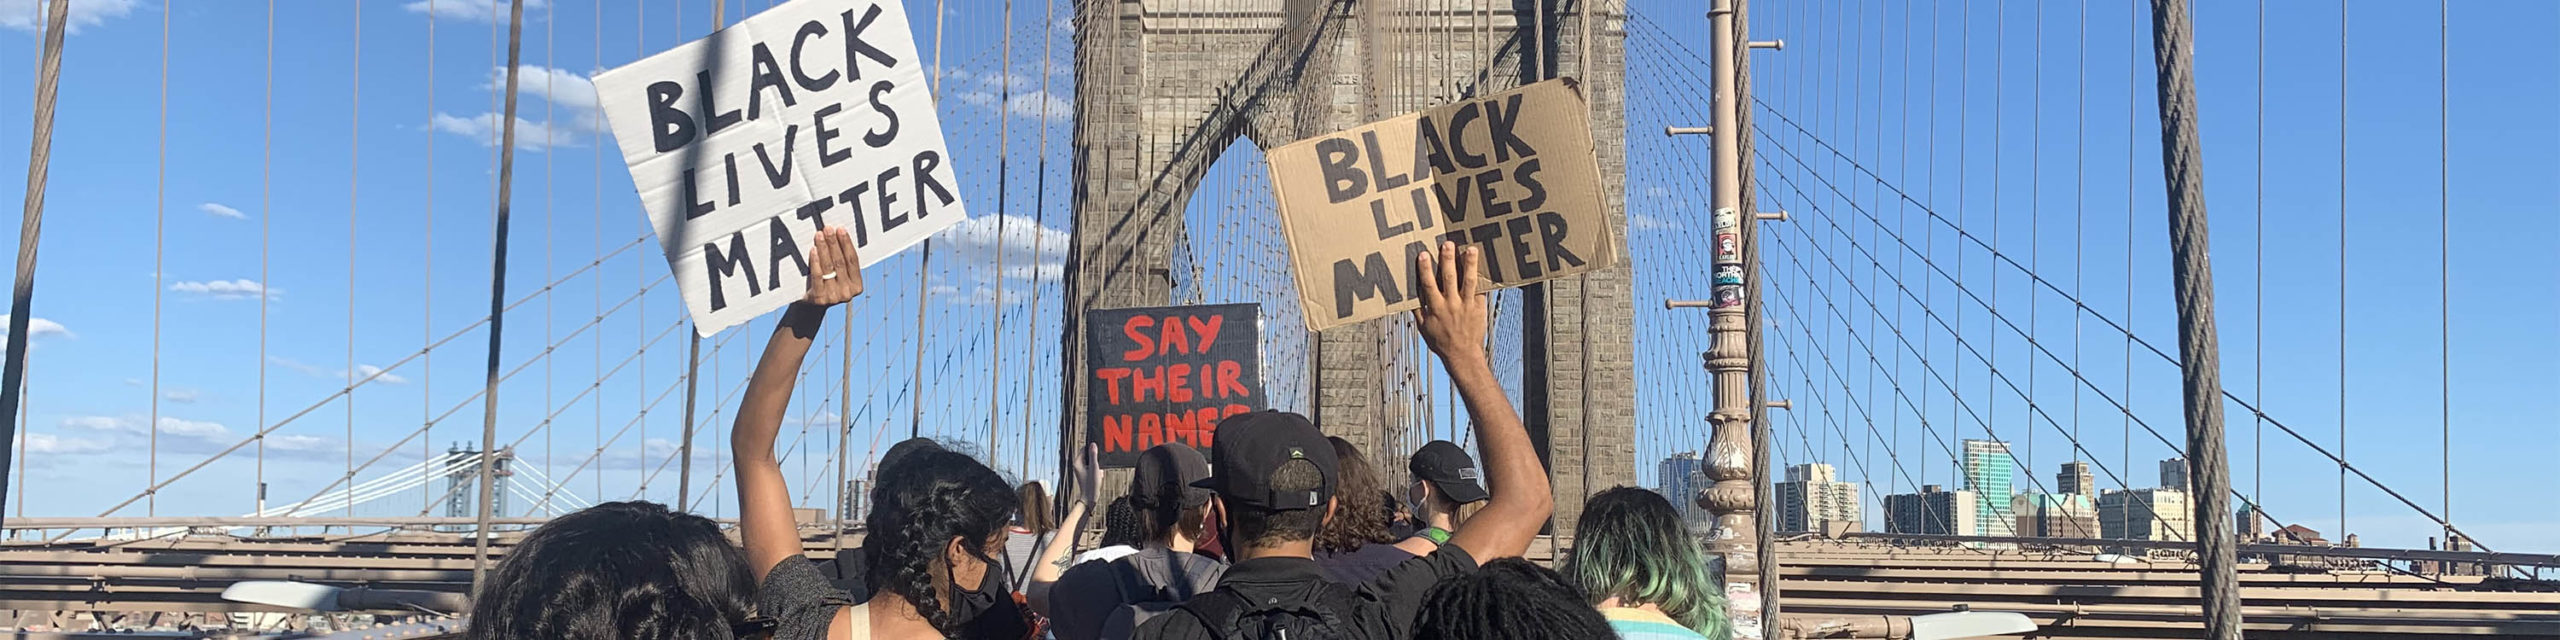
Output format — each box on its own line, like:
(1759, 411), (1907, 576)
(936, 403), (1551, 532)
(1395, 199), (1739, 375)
(1267, 78), (1618, 331)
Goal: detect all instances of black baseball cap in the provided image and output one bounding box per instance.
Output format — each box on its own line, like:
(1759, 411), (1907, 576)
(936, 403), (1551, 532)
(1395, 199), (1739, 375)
(1409, 440), (1489, 504)
(1192, 411), (1338, 510)
(1129, 442), (1214, 509)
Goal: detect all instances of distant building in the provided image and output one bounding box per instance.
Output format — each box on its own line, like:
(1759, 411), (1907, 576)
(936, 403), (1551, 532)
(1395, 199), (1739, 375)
(1961, 439), (2017, 537)
(2013, 492), (2099, 538)
(2237, 503), (2268, 541)
(1884, 484), (1976, 536)
(1774, 463), (1863, 534)
(2159, 457), (2190, 492)
(2274, 524), (2330, 546)
(1659, 453), (1709, 525)
(2057, 460), (2095, 498)
(2098, 488), (2193, 542)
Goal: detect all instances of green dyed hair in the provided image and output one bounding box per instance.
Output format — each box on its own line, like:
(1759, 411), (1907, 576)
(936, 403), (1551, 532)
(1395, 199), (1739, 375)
(1561, 487), (1730, 637)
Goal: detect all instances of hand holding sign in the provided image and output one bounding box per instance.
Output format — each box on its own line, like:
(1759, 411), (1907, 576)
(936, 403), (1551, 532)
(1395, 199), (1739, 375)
(1071, 443), (1101, 508)
(799, 227), (865, 306)
(1414, 242), (1489, 366)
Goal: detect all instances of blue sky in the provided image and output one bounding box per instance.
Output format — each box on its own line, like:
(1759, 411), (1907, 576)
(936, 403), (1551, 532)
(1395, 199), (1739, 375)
(0, 0), (2554, 555)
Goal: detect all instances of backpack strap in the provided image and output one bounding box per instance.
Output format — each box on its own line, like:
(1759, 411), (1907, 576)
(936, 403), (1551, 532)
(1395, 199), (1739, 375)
(1175, 588), (1254, 637)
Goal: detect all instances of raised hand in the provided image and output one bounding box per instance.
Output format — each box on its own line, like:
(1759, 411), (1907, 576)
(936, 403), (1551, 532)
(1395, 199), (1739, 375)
(1413, 241), (1488, 364)
(801, 227), (865, 306)
(1073, 443), (1101, 508)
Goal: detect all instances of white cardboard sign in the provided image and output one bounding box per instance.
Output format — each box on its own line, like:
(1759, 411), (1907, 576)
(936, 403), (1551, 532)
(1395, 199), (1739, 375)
(594, 0), (966, 336)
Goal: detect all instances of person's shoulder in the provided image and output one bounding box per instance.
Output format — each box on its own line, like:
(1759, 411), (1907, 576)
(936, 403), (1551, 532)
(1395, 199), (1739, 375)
(1129, 603), (1211, 640)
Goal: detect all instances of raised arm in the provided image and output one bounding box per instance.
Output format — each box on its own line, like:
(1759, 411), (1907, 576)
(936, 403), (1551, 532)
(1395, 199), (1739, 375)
(1026, 443), (1101, 615)
(735, 228), (865, 580)
(1413, 242), (1552, 563)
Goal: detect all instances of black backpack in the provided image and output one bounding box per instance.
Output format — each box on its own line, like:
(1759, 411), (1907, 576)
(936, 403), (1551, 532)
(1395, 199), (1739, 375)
(1173, 583), (1366, 640)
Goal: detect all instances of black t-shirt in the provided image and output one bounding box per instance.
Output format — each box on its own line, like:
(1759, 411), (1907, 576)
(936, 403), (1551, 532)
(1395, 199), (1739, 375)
(1131, 543), (1478, 640)
(762, 554), (854, 640)
(1312, 543), (1419, 585)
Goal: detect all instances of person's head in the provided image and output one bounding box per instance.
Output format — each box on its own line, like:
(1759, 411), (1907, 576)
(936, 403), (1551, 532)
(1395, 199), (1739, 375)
(467, 501), (755, 640)
(1561, 487), (1730, 636)
(1195, 411), (1339, 556)
(1129, 442), (1214, 546)
(862, 448), (1018, 635)
(1317, 436), (1396, 552)
(1098, 495), (1143, 548)
(1409, 558), (1616, 640)
(1016, 481), (1057, 533)
(1408, 440), (1490, 527)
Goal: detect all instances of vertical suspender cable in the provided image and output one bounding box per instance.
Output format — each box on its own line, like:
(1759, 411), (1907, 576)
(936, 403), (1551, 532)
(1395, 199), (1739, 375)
(2337, 0), (2349, 541)
(2252, 0), (2263, 522)
(1022, 0), (1057, 486)
(2437, 0), (2452, 547)
(424, 0), (438, 517)
(348, 0), (364, 522)
(992, 0), (1012, 465)
(472, 0), (530, 594)
(150, 0), (167, 519)
(0, 0), (70, 529)
(2144, 0), (2240, 636)
(260, 0), (274, 524)
(683, 0), (729, 514)
(911, 0), (948, 439)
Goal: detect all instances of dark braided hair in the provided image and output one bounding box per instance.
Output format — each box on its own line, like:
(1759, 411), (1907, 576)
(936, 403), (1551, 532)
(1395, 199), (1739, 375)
(466, 501), (753, 640)
(861, 449), (1016, 637)
(1099, 495), (1143, 549)
(1408, 558), (1617, 640)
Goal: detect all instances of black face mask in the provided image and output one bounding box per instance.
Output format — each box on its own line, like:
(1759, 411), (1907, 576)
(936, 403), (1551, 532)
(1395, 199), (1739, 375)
(944, 547), (1003, 626)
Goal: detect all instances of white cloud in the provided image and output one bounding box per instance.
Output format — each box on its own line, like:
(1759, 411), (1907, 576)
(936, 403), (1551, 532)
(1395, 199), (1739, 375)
(431, 112), (585, 152)
(1643, 186), (1669, 198)
(1629, 213), (1683, 232)
(490, 65), (605, 131)
(170, 279), (280, 302)
(161, 387), (199, 403)
(266, 434), (335, 452)
(955, 88), (1072, 120)
(353, 364), (410, 385)
(0, 0), (140, 34)
(23, 317), (67, 339)
(932, 283), (1032, 306)
(940, 214), (1068, 284)
(402, 0), (545, 24)
(268, 356), (411, 385)
(198, 202), (247, 220)
(23, 432), (109, 455)
(61, 415), (228, 439)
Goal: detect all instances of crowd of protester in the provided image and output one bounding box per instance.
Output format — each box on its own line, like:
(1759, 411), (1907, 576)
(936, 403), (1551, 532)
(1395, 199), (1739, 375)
(462, 232), (1733, 640)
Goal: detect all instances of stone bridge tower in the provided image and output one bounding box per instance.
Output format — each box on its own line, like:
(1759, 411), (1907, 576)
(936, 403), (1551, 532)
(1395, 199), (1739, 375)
(1059, 0), (1632, 536)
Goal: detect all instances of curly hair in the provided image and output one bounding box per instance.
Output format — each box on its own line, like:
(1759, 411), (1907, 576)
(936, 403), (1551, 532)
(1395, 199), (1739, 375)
(466, 501), (753, 640)
(1410, 558), (1616, 640)
(861, 449), (1017, 637)
(1561, 487), (1730, 637)
(1316, 437), (1396, 552)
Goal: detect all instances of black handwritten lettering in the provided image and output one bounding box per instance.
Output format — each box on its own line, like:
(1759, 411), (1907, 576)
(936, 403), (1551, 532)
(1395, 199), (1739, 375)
(695, 70), (743, 135)
(813, 103), (852, 167)
(765, 216), (808, 291)
(1484, 93), (1537, 162)
(790, 20), (840, 93)
(1505, 216), (1541, 279)
(723, 153), (743, 206)
(646, 81), (696, 153)
(704, 231), (762, 312)
(795, 195), (834, 231)
(1446, 102), (1486, 168)
(754, 126), (797, 189)
(840, 5), (900, 80)
(681, 167), (716, 219)
(1513, 159), (1548, 211)
(864, 81), (901, 147)
(1475, 168), (1514, 218)
(1370, 198), (1413, 240)
(875, 165), (906, 231)
(836, 183), (872, 245)
(1412, 113), (1456, 178)
(746, 42), (798, 120)
(1360, 130), (1409, 192)
(912, 150), (954, 216)
(1466, 224), (1507, 280)
(1331, 252), (1405, 318)
(1430, 174), (1475, 224)
(1536, 212), (1586, 272)
(1316, 137), (1366, 203)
